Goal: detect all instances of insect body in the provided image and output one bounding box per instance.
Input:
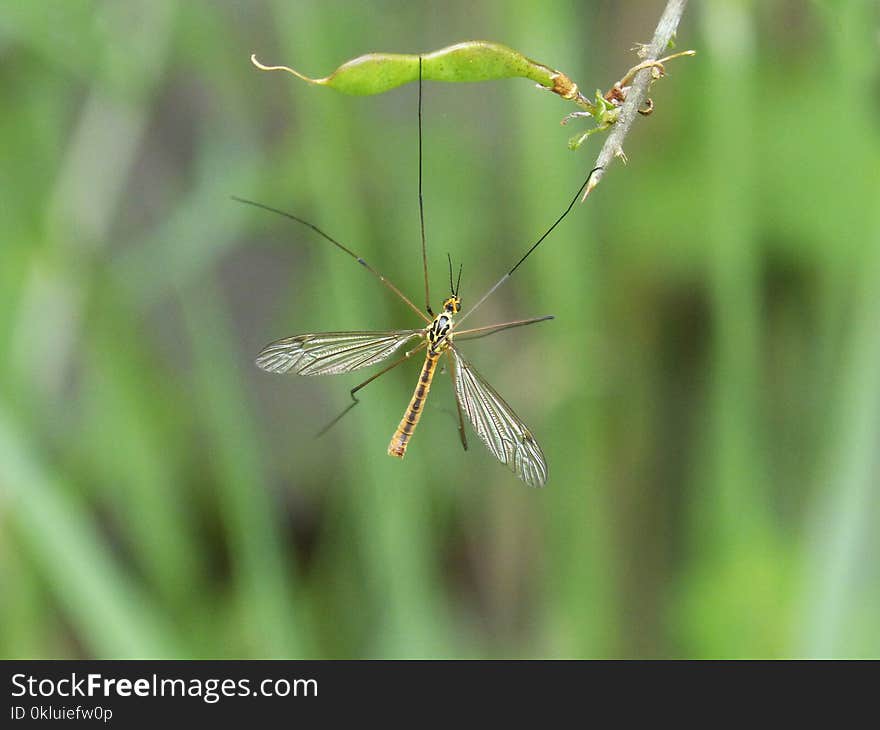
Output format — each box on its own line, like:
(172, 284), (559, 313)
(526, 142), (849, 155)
(240, 56), (600, 487)
(387, 295), (459, 459)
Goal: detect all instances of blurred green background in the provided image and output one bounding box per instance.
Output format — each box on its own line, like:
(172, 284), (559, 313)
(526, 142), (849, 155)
(1, 0), (878, 659)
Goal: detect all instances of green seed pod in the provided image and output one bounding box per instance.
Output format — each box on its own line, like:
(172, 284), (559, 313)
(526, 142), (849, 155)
(251, 40), (582, 101)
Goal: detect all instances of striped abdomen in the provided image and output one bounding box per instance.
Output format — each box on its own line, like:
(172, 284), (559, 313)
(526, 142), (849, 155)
(387, 350), (440, 459)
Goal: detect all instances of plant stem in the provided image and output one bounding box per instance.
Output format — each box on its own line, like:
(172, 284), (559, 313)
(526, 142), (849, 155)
(583, 0), (690, 199)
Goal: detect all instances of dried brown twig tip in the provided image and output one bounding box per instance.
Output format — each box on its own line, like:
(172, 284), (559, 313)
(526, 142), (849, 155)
(604, 50), (696, 110)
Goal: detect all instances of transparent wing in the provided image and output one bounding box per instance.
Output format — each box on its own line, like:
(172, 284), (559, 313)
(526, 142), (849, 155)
(257, 330), (423, 376)
(449, 345), (548, 487)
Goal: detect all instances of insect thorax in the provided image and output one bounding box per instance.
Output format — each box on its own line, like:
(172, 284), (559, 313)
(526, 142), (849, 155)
(427, 311), (454, 354)
(425, 295), (461, 354)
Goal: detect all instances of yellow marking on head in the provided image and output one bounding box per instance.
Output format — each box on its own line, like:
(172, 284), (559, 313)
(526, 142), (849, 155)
(442, 296), (461, 314)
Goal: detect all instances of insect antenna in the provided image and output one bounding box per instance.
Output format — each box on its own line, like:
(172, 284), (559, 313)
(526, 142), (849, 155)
(457, 165), (603, 325)
(446, 253), (463, 297)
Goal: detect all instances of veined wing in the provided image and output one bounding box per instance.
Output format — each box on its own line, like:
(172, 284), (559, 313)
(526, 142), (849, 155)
(449, 344), (548, 487)
(257, 330), (423, 375)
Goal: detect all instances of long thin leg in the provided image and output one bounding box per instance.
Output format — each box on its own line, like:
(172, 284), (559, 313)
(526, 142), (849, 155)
(232, 196), (430, 323)
(417, 56), (432, 316)
(456, 166), (602, 326)
(315, 341), (427, 437)
(454, 315), (555, 342)
(447, 352), (468, 451)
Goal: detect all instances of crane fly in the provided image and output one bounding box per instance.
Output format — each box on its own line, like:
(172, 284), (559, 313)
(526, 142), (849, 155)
(237, 57), (600, 487)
